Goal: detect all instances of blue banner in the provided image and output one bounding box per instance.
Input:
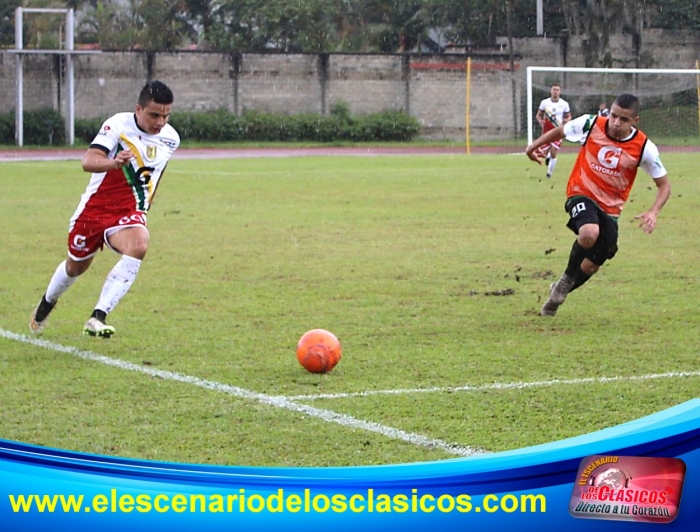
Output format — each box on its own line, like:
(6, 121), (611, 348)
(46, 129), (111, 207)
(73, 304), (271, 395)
(2, 399), (699, 531)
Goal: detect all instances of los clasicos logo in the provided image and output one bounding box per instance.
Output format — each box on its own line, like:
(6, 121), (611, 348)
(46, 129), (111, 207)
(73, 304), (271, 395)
(568, 455), (685, 523)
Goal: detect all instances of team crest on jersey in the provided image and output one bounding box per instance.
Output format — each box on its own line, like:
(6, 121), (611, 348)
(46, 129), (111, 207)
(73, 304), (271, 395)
(146, 146), (157, 160)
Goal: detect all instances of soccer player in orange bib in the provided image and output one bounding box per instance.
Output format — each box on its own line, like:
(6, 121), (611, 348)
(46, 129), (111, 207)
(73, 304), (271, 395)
(30, 80), (180, 337)
(525, 93), (670, 317)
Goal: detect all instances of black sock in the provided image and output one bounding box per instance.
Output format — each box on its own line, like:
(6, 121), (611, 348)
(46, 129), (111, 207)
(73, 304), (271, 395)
(91, 309), (107, 323)
(569, 269), (591, 293)
(565, 241), (587, 278)
(35, 295), (56, 322)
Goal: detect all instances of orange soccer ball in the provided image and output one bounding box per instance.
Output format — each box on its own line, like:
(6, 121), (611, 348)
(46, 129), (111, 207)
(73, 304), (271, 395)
(296, 329), (342, 374)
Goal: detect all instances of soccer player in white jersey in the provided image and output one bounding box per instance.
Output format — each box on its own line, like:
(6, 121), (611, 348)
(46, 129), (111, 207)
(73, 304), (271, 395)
(536, 83), (572, 178)
(30, 80), (180, 337)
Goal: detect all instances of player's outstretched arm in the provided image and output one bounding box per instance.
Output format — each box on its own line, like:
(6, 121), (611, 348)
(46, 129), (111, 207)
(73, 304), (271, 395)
(633, 175), (671, 234)
(525, 126), (566, 164)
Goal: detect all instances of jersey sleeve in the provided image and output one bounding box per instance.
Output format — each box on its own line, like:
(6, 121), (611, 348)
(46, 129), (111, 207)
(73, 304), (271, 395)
(564, 114), (596, 143)
(170, 129), (181, 151)
(639, 140), (667, 179)
(89, 115), (121, 154)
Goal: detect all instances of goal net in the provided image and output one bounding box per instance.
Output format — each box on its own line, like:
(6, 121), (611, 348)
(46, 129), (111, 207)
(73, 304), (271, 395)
(526, 66), (700, 146)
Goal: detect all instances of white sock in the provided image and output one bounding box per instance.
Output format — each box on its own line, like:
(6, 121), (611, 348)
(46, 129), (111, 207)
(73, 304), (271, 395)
(95, 255), (142, 314)
(548, 158), (558, 175)
(45, 260), (78, 303)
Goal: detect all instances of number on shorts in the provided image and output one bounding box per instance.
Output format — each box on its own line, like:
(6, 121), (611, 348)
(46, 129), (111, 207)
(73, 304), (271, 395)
(571, 202), (586, 217)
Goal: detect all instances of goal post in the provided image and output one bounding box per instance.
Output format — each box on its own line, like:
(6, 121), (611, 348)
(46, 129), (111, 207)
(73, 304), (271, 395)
(10, 7), (100, 146)
(526, 66), (700, 146)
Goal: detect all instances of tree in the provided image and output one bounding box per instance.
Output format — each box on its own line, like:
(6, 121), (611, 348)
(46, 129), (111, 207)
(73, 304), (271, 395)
(79, 0), (194, 50)
(79, 1), (140, 49)
(647, 0), (700, 32)
(559, 0), (650, 67)
(377, 1), (426, 53)
(0, 0), (22, 47)
(7, 0), (69, 49)
(427, 0), (540, 46)
(250, 0), (338, 52)
(209, 0), (351, 53)
(183, 0), (215, 48)
(134, 0), (194, 50)
(12, 0), (697, 54)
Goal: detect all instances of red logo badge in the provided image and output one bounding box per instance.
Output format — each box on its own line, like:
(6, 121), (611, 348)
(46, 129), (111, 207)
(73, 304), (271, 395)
(569, 455), (685, 523)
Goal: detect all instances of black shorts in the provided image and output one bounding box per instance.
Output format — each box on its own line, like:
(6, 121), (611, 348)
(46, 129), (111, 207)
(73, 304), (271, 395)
(565, 196), (619, 266)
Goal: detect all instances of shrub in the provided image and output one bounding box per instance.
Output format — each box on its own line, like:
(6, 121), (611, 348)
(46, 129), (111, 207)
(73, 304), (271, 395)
(0, 108), (66, 145)
(0, 111), (13, 144)
(169, 108), (418, 143)
(75, 117), (104, 144)
(3, 107), (420, 145)
(352, 111), (420, 142)
(169, 110), (244, 142)
(23, 108), (65, 145)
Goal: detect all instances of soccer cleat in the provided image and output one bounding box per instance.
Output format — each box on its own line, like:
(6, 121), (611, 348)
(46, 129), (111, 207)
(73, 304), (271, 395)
(540, 275), (575, 317)
(29, 295), (55, 335)
(83, 317), (116, 338)
(540, 284), (559, 316)
(546, 172), (552, 178)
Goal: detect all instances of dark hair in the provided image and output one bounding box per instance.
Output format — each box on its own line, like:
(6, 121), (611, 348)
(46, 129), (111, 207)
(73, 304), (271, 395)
(612, 93), (640, 116)
(138, 80), (174, 107)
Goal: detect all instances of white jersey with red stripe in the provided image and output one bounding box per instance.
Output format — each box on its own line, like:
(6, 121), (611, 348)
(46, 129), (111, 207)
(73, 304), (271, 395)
(70, 112), (180, 223)
(539, 97), (570, 132)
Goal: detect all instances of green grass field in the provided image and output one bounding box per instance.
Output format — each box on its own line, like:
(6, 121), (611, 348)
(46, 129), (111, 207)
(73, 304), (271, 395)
(1, 151), (699, 467)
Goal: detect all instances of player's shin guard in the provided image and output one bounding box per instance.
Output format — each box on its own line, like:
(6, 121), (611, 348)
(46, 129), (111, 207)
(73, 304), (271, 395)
(95, 255), (142, 314)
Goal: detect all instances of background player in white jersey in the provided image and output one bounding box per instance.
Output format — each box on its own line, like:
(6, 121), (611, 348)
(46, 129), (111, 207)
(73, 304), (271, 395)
(30, 80), (180, 337)
(536, 83), (572, 178)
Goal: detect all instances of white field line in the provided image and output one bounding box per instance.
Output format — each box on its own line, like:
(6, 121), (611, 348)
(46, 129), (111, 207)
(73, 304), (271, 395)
(0, 328), (482, 458)
(286, 371), (700, 401)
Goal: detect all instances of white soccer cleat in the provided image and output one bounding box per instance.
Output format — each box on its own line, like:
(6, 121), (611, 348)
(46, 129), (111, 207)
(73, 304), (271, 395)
(83, 317), (115, 338)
